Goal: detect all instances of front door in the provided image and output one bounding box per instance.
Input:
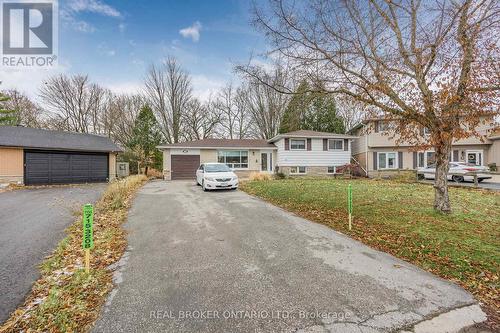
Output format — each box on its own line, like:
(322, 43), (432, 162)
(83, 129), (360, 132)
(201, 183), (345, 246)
(466, 151), (482, 166)
(261, 152), (272, 172)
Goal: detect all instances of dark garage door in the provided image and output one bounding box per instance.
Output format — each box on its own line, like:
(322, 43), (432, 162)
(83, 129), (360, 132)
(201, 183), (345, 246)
(25, 151), (109, 185)
(171, 155), (200, 180)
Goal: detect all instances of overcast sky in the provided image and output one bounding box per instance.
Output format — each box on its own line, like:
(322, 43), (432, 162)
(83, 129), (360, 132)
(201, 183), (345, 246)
(1, 0), (268, 101)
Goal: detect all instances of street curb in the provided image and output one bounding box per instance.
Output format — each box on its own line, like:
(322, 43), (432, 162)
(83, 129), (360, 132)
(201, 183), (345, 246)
(400, 304), (487, 333)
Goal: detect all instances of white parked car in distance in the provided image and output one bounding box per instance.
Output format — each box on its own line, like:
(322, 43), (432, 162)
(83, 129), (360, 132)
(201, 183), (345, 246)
(196, 163), (239, 191)
(419, 162), (491, 183)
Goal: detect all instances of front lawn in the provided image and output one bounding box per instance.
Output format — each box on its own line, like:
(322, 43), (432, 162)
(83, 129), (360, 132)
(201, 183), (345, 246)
(240, 178), (500, 327)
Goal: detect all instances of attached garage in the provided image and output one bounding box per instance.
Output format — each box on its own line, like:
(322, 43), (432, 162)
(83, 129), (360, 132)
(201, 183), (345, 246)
(171, 155), (200, 180)
(0, 126), (122, 185)
(157, 139), (278, 180)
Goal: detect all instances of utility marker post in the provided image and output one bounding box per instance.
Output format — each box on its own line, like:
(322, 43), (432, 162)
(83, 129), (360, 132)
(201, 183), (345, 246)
(82, 204), (94, 273)
(347, 184), (353, 231)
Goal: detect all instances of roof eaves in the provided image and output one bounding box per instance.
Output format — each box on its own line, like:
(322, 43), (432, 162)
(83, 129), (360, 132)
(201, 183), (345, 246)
(156, 145), (277, 150)
(268, 133), (358, 142)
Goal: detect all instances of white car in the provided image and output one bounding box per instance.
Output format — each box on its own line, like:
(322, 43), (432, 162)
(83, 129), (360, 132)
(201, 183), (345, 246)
(196, 163), (239, 191)
(419, 162), (491, 183)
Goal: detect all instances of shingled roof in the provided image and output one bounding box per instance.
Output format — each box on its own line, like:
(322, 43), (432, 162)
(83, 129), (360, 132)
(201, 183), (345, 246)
(157, 138), (276, 149)
(268, 130), (357, 142)
(0, 126), (122, 152)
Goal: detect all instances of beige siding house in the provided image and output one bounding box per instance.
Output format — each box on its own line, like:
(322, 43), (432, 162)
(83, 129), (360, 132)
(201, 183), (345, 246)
(349, 119), (500, 178)
(158, 130), (357, 180)
(158, 139), (277, 180)
(0, 126), (121, 185)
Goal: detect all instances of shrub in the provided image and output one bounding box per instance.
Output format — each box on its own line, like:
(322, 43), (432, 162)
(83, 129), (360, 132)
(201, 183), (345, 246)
(146, 168), (163, 179)
(336, 163), (366, 177)
(274, 172), (287, 180)
(249, 172), (272, 181)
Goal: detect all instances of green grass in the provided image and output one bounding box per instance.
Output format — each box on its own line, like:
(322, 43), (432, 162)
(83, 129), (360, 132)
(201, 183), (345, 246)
(240, 178), (500, 321)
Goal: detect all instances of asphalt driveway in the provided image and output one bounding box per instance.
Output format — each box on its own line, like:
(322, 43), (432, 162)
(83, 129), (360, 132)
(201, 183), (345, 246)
(94, 181), (484, 333)
(0, 184), (105, 323)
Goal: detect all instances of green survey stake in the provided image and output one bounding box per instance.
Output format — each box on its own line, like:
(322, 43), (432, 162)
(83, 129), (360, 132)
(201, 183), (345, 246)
(82, 204), (94, 250)
(347, 184), (353, 230)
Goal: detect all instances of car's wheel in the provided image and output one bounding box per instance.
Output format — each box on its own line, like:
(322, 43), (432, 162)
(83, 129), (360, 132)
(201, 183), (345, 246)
(451, 175), (464, 183)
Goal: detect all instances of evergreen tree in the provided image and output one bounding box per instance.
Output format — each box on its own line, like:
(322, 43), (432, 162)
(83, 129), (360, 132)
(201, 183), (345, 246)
(127, 105), (163, 175)
(279, 80), (310, 133)
(280, 80), (345, 134)
(302, 92), (345, 133)
(0, 93), (17, 125)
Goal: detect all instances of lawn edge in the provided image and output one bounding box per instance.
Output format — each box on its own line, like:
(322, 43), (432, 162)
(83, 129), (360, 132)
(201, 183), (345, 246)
(239, 179), (499, 330)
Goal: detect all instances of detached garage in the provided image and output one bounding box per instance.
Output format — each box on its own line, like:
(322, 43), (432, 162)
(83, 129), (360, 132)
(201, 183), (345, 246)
(0, 126), (122, 185)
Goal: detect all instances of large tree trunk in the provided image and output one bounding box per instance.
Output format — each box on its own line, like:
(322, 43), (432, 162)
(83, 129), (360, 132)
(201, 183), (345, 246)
(433, 142), (452, 213)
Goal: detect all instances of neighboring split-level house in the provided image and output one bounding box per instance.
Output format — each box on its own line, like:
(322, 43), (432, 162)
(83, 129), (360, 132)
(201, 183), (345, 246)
(158, 130), (357, 180)
(349, 119), (500, 178)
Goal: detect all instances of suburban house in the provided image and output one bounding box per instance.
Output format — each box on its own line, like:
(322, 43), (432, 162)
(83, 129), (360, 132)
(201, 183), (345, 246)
(349, 119), (500, 177)
(157, 130), (357, 180)
(0, 126), (122, 185)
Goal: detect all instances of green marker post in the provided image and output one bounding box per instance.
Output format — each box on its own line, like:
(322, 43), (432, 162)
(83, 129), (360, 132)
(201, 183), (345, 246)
(82, 204), (94, 273)
(347, 184), (353, 230)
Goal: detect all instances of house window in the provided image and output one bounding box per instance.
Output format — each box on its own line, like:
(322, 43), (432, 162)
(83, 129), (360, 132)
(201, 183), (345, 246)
(328, 139), (343, 150)
(418, 152), (425, 168)
(378, 152), (397, 169)
(328, 166), (336, 174)
(376, 121), (391, 132)
(426, 151), (436, 166)
(290, 166), (306, 174)
(217, 150), (248, 169)
(290, 139), (306, 150)
(418, 151), (438, 167)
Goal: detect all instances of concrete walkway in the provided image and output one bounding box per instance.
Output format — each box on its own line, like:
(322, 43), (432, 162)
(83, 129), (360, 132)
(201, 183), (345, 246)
(93, 181), (485, 333)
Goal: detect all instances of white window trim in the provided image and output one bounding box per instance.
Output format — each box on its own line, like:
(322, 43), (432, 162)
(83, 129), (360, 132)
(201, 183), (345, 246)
(328, 139), (343, 151)
(290, 166), (307, 174)
(465, 150), (484, 166)
(327, 166), (337, 174)
(377, 152), (398, 170)
(217, 150), (249, 170)
(417, 150), (436, 168)
(290, 138), (307, 151)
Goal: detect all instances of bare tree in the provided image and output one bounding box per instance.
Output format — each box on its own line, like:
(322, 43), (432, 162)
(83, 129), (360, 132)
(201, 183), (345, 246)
(182, 98), (222, 141)
(247, 0), (500, 212)
(103, 94), (144, 146)
(1, 89), (44, 127)
(214, 83), (253, 139)
(145, 56), (192, 143)
(239, 66), (291, 139)
(336, 96), (367, 131)
(39, 74), (109, 133)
